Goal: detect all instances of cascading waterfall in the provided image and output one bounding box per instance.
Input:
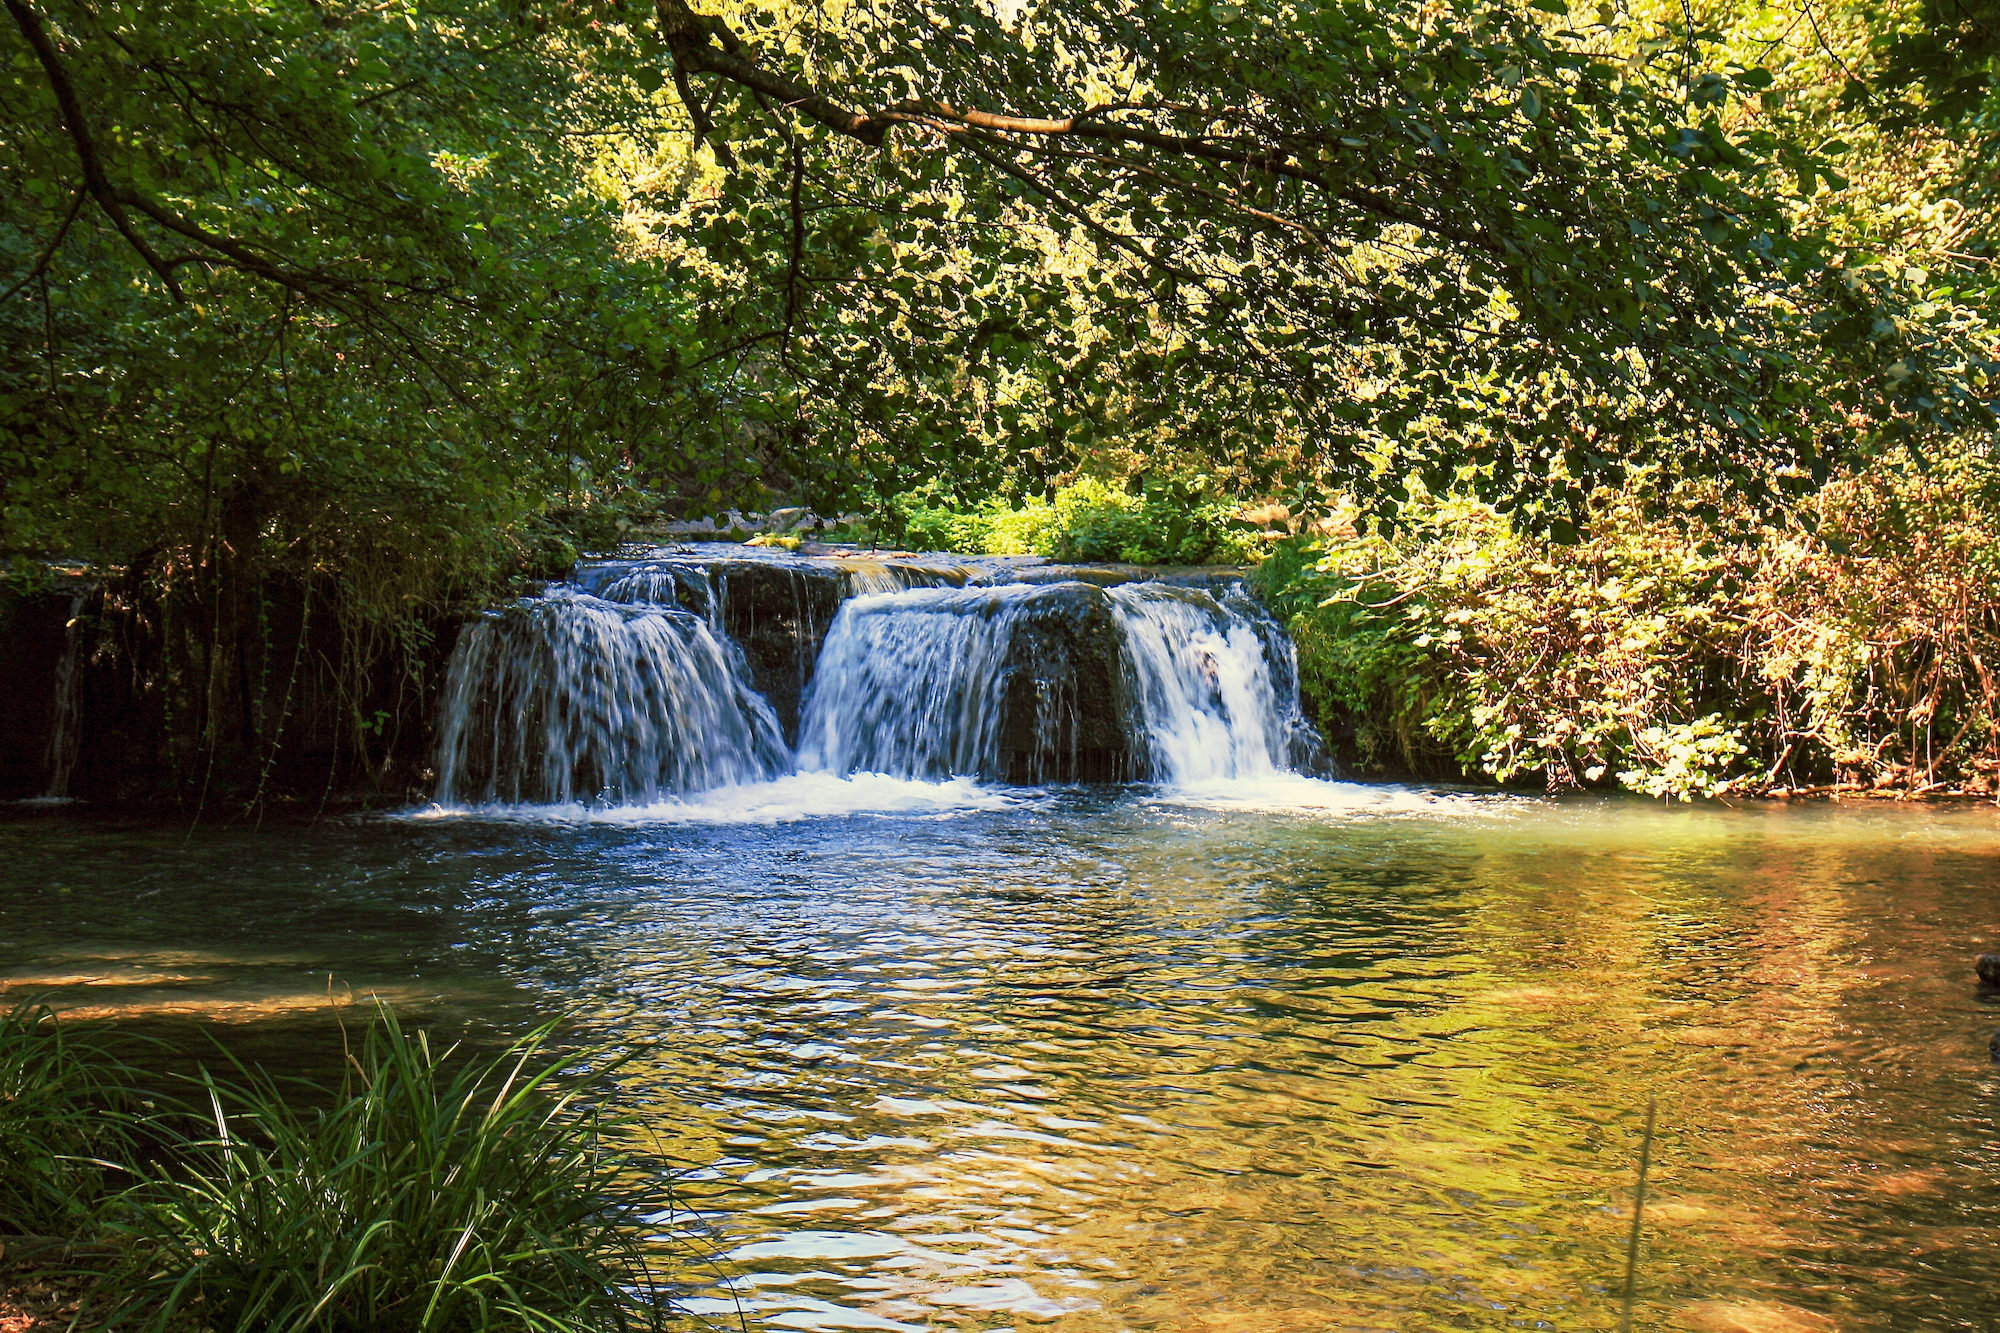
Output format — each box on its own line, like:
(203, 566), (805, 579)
(593, 565), (722, 628)
(795, 584), (1052, 780)
(1107, 583), (1315, 783)
(794, 579), (1320, 785)
(430, 546), (1327, 808)
(37, 589), (91, 802)
(432, 590), (788, 806)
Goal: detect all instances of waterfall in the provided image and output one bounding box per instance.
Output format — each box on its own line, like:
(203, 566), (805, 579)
(796, 584), (1053, 781)
(37, 589), (90, 801)
(796, 579), (1320, 785)
(432, 590), (788, 807)
(593, 565), (721, 627)
(430, 547), (1327, 809)
(1107, 583), (1313, 783)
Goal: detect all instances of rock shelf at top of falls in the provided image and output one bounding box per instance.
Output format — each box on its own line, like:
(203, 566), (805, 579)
(431, 544), (1323, 809)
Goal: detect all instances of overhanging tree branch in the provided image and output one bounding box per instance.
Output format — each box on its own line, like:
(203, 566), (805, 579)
(6, 0), (188, 298)
(651, 0), (1508, 262)
(0, 179), (86, 306)
(5, 0), (362, 303)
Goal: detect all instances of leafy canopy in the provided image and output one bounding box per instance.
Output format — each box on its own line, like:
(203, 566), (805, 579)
(641, 0), (1992, 526)
(1, 0), (1992, 581)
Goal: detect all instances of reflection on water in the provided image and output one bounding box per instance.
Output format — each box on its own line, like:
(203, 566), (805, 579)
(5, 789), (2000, 1331)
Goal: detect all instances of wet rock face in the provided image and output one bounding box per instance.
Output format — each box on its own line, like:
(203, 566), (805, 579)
(705, 563), (843, 744)
(992, 583), (1139, 783)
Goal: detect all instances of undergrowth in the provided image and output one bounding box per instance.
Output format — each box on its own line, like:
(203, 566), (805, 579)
(1255, 449), (2000, 799)
(881, 474), (1265, 565)
(0, 999), (141, 1238)
(0, 1004), (684, 1333)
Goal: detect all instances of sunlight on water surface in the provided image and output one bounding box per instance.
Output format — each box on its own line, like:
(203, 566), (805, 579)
(5, 792), (2000, 1332)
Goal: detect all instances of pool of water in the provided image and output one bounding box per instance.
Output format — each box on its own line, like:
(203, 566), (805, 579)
(5, 784), (2000, 1331)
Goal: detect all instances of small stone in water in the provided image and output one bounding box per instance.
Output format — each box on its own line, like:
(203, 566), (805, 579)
(1978, 954), (2000, 988)
(1991, 1029), (2000, 1063)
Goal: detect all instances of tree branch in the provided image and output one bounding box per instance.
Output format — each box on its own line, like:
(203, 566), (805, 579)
(5, 0), (186, 298)
(656, 0), (886, 144)
(0, 179), (86, 306)
(4, 0), (361, 303)
(651, 0), (1506, 260)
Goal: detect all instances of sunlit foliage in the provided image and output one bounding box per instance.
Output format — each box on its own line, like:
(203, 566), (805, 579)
(1, 0), (1994, 798)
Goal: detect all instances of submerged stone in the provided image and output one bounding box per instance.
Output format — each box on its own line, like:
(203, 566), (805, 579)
(1978, 954), (2000, 988)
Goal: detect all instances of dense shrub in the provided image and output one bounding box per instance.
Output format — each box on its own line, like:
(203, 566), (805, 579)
(1255, 452), (2000, 799)
(882, 475), (1263, 565)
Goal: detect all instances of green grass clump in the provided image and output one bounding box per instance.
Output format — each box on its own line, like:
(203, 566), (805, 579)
(83, 1009), (677, 1333)
(0, 998), (138, 1237)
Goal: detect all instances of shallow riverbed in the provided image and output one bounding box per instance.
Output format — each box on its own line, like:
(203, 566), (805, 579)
(5, 783), (1999, 1331)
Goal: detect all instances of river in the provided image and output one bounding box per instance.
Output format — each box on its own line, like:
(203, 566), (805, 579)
(4, 786), (1998, 1332)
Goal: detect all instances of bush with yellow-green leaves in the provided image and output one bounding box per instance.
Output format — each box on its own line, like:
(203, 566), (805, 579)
(1255, 450), (2000, 799)
(883, 476), (1265, 566)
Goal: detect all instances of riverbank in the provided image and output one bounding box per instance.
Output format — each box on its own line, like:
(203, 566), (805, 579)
(1244, 456), (2000, 800)
(0, 1001), (677, 1333)
(0, 1256), (98, 1333)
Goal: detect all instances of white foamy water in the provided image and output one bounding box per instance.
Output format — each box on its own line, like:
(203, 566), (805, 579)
(1107, 583), (1297, 783)
(412, 772), (1018, 826)
(1149, 772), (1493, 817)
(432, 589), (788, 806)
(796, 584), (1049, 781)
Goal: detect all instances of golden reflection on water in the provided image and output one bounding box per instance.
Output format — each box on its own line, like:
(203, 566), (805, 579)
(0, 948), (492, 1024)
(5, 795), (2000, 1330)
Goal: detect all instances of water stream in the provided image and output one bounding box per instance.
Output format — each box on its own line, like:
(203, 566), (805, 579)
(6, 796), (2000, 1331)
(6, 547), (1999, 1331)
(432, 589), (790, 807)
(435, 546), (1320, 803)
(797, 583), (1056, 781)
